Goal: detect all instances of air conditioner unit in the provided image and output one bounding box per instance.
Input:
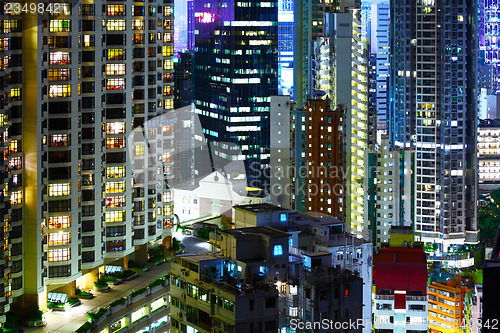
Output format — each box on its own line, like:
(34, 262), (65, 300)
(181, 293), (187, 300)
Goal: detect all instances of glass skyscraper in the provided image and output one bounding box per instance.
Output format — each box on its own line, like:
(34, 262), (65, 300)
(278, 0), (294, 96)
(193, 0), (278, 188)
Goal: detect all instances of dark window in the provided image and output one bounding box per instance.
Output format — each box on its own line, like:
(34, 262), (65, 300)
(12, 243), (22, 256)
(49, 264), (71, 278)
(82, 190), (95, 202)
(48, 118), (71, 130)
(48, 199), (71, 212)
(82, 251), (95, 263)
(82, 220), (95, 232)
(82, 159), (95, 170)
(49, 151), (71, 163)
(12, 276), (22, 290)
(106, 108), (126, 119)
(11, 209), (22, 222)
(82, 235), (95, 247)
(106, 225), (125, 237)
(11, 260), (22, 273)
(82, 205), (95, 216)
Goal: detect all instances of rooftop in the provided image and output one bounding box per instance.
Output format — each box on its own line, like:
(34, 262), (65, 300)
(233, 203), (290, 213)
(223, 226), (291, 239)
(176, 252), (224, 263)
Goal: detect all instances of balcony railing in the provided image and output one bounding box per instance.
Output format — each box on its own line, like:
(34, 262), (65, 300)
(374, 294), (394, 300)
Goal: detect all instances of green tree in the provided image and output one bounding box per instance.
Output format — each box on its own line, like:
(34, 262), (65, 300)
(478, 188), (500, 242)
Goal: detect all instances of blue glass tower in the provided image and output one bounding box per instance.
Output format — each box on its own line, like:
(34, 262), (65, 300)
(278, 0), (294, 95)
(193, 0), (278, 188)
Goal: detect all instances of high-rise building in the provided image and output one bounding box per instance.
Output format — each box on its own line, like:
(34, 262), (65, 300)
(187, 0), (195, 51)
(278, 0), (294, 96)
(365, 135), (414, 248)
(479, 0), (500, 92)
(193, 0), (278, 189)
(0, 0), (175, 318)
(320, 11), (369, 238)
(478, 119), (500, 194)
(389, 0), (479, 248)
(304, 99), (343, 218)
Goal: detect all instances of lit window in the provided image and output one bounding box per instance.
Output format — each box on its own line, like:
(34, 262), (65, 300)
(162, 205), (173, 215)
(105, 64), (126, 75)
(10, 191), (22, 205)
(49, 232), (71, 245)
(106, 137), (125, 149)
(9, 140), (19, 153)
(273, 244), (283, 256)
(164, 98), (173, 110)
(105, 19), (126, 31)
(106, 122), (125, 134)
(163, 59), (173, 70)
(162, 152), (171, 162)
(162, 192), (173, 202)
(50, 52), (70, 65)
(280, 213), (287, 222)
(107, 49), (125, 60)
(49, 134), (69, 147)
(106, 196), (126, 208)
(48, 183), (71, 196)
(48, 216), (71, 229)
(106, 166), (125, 178)
(11, 88), (21, 101)
(107, 4), (124, 16)
(49, 85), (71, 98)
(135, 145), (145, 156)
(105, 181), (126, 193)
(162, 45), (173, 56)
(106, 78), (125, 90)
(132, 19), (145, 30)
(48, 68), (71, 81)
(49, 20), (70, 32)
(48, 248), (71, 262)
(105, 210), (125, 223)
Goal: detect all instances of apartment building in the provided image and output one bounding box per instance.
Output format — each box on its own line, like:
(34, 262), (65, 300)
(365, 135), (414, 248)
(0, 0), (175, 319)
(478, 119), (500, 194)
(389, 0), (479, 247)
(170, 226), (290, 333)
(373, 227), (428, 332)
(428, 275), (471, 333)
(232, 204), (373, 333)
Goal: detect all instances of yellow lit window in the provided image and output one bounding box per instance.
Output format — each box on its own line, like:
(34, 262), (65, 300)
(106, 166), (125, 178)
(132, 19), (145, 30)
(105, 181), (126, 193)
(164, 98), (173, 110)
(135, 145), (144, 156)
(105, 19), (126, 31)
(107, 4), (125, 16)
(9, 140), (18, 153)
(163, 20), (172, 30)
(10, 191), (22, 205)
(48, 248), (70, 262)
(48, 183), (71, 196)
(106, 78), (125, 90)
(48, 216), (71, 229)
(163, 59), (173, 70)
(82, 35), (93, 47)
(49, 85), (71, 98)
(48, 68), (71, 81)
(107, 49), (124, 60)
(106, 63), (126, 75)
(106, 137), (125, 149)
(106, 196), (126, 208)
(49, 52), (70, 65)
(49, 20), (70, 32)
(105, 210), (125, 223)
(11, 88), (21, 101)
(162, 45), (173, 56)
(163, 6), (172, 16)
(162, 152), (171, 163)
(49, 232), (71, 245)
(106, 122), (125, 134)
(49, 134), (69, 147)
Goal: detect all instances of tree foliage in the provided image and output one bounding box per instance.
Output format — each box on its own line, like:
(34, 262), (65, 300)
(478, 188), (500, 242)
